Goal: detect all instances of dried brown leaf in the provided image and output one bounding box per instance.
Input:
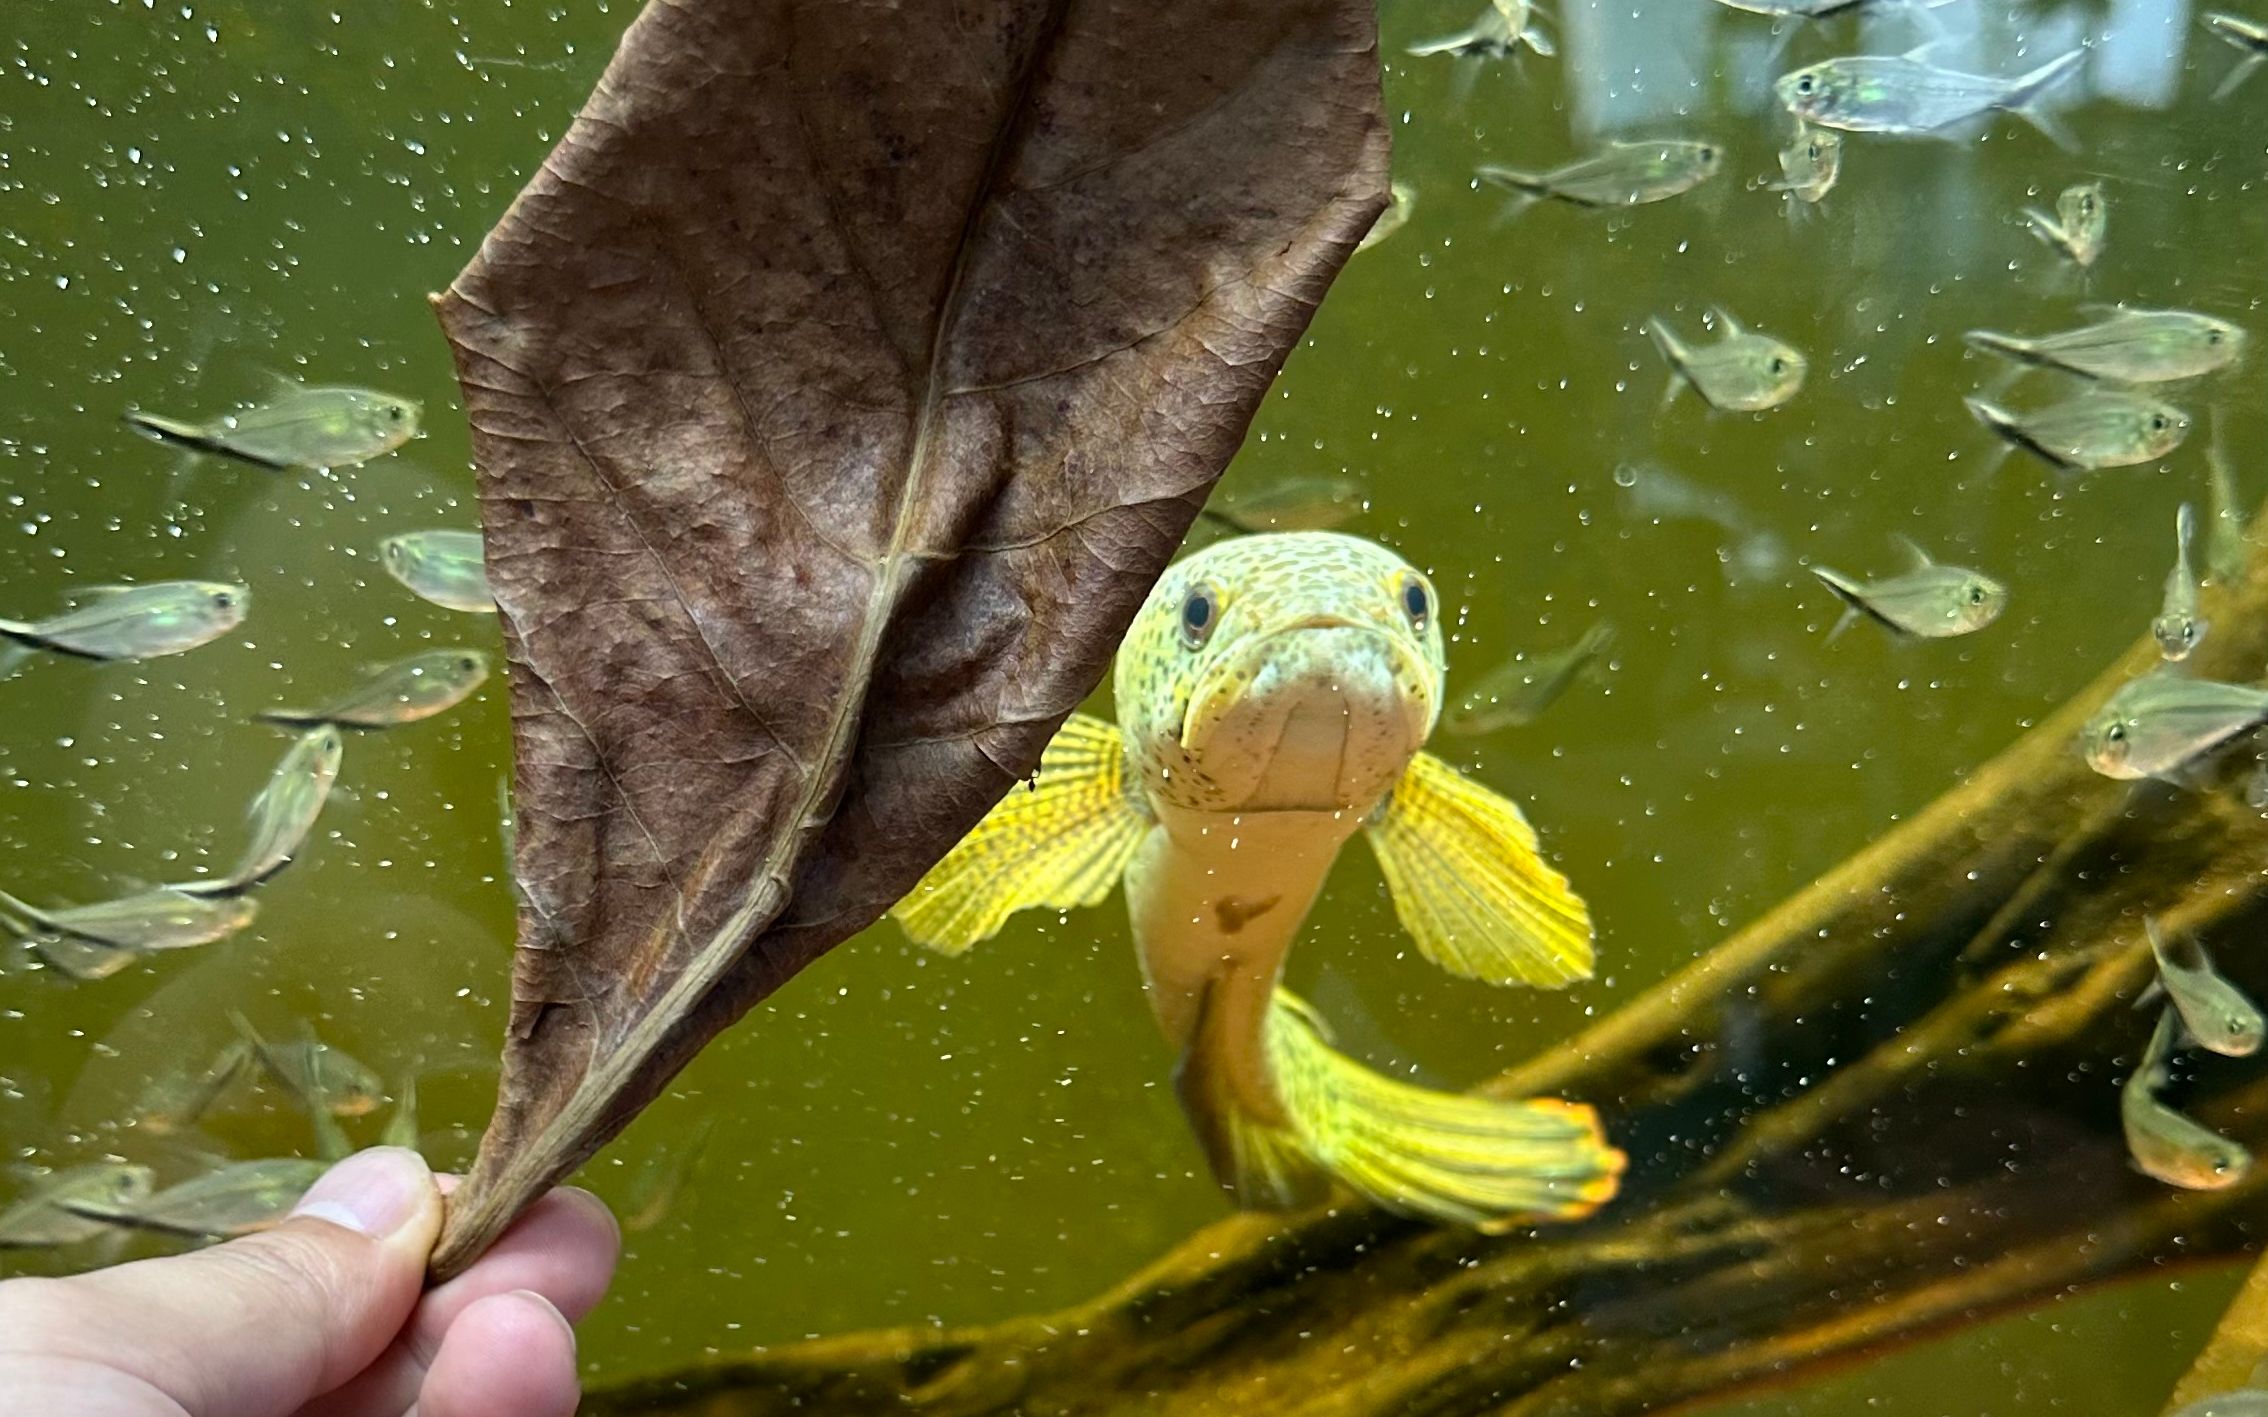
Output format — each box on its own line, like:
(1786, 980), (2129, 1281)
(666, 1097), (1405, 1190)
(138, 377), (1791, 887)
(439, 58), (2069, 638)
(430, 0), (1386, 1275)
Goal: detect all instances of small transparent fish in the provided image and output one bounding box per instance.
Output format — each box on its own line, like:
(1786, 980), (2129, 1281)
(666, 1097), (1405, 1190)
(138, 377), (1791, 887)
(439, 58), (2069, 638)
(2155, 504), (2208, 662)
(1356, 181), (1416, 254)
(1204, 475), (1365, 534)
(230, 1011), (386, 1119)
(2020, 182), (2106, 268)
(1964, 390), (2191, 472)
(1444, 622), (1615, 736)
(1776, 47), (2084, 144)
(135, 1038), (256, 1136)
(1407, 0), (1554, 60)
(1811, 540), (2006, 641)
(1771, 126), (1842, 210)
(2207, 426), (2249, 583)
(0, 582), (248, 671)
(2085, 671), (2268, 781)
(2122, 1005), (2251, 1191)
(1965, 309), (2246, 384)
(0, 1164), (156, 1247)
(2208, 12), (2268, 99)
(2145, 917), (2262, 1058)
(0, 887), (258, 981)
(125, 378), (420, 470)
(380, 1076), (421, 1152)
(623, 1115), (717, 1234)
(1613, 462), (1790, 586)
(171, 728), (344, 898)
(258, 648), (491, 730)
(61, 1157), (329, 1238)
(1478, 139), (1721, 210)
(1646, 310), (1806, 412)
(380, 530), (494, 614)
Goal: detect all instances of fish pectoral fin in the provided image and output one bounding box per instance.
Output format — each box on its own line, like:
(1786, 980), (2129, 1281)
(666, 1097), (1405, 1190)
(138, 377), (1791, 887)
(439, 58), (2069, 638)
(889, 713), (1147, 954)
(1365, 751), (1595, 988)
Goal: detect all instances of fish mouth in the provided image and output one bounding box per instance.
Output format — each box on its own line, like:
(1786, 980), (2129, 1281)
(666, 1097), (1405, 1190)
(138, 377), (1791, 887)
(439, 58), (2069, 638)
(1178, 618), (1437, 812)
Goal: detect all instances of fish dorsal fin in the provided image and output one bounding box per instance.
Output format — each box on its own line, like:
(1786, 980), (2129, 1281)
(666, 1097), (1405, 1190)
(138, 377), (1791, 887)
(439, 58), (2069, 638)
(890, 713), (1149, 953)
(254, 367), (308, 399)
(1364, 751), (1594, 988)
(1893, 534), (1935, 571)
(1708, 306), (1747, 338)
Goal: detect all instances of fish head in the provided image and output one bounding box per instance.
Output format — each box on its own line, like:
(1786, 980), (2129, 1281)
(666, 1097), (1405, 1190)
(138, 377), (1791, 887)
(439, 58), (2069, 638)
(427, 648), (492, 688)
(1751, 338), (1809, 407)
(2141, 402), (2196, 459)
(354, 393), (423, 449)
(2153, 610), (2204, 662)
(2058, 182), (2104, 230)
(200, 582), (253, 629)
(379, 535), (416, 574)
(2199, 316), (2248, 365)
(2083, 701), (2144, 779)
(1116, 531), (1445, 815)
(1946, 572), (2008, 634)
(1773, 63), (1841, 124)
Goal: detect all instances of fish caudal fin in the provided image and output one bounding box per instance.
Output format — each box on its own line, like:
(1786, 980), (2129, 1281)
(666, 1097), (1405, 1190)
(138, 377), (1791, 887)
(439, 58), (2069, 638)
(122, 410), (208, 448)
(1474, 167), (1544, 220)
(1365, 751), (1594, 988)
(1810, 566), (1868, 642)
(2005, 48), (2085, 150)
(1963, 329), (2036, 366)
(1249, 990), (1622, 1228)
(1644, 318), (1689, 407)
(890, 713), (1147, 953)
(32, 936), (141, 982)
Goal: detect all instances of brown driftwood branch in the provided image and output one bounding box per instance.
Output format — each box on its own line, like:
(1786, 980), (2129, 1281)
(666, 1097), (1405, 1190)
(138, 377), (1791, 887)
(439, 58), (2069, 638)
(2166, 1247), (2268, 1413)
(588, 515), (2268, 1417)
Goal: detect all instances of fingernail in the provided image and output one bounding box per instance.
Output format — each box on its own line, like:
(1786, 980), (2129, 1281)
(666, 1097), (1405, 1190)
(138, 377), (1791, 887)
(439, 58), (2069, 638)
(511, 1290), (578, 1355)
(290, 1146), (431, 1239)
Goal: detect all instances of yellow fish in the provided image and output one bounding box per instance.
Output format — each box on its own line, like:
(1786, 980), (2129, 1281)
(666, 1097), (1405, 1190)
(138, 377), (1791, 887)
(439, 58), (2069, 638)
(894, 531), (1623, 1230)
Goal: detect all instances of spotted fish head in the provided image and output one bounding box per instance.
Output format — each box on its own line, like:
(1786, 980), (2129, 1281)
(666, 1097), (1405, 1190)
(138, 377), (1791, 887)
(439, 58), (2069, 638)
(1115, 531), (1445, 814)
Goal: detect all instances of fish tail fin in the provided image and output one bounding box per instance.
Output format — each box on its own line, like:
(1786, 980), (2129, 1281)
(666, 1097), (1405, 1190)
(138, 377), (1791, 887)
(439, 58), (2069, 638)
(1365, 751), (1594, 987)
(2007, 49), (2085, 149)
(1811, 566), (1866, 642)
(0, 634), (31, 679)
(1249, 990), (1624, 1229)
(1963, 393), (2022, 451)
(2214, 54), (2265, 101)
(32, 937), (140, 982)
(1645, 318), (1689, 407)
(1963, 329), (2036, 366)
(253, 709), (317, 729)
(122, 410), (208, 449)
(1476, 167), (1545, 218)
(1524, 25), (1556, 57)
(0, 889), (30, 934)
(889, 714), (1147, 953)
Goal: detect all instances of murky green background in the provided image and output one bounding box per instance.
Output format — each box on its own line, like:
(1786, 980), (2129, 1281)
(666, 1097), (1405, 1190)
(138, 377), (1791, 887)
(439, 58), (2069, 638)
(1, 0), (2261, 1408)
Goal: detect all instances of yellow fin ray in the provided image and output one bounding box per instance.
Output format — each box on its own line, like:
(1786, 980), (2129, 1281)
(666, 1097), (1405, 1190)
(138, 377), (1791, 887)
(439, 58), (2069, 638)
(1365, 750), (1594, 988)
(890, 714), (1146, 953)
(1262, 990), (1622, 1228)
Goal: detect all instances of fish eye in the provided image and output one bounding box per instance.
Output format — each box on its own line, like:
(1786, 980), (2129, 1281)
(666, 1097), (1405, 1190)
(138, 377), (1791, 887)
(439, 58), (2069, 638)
(384, 403), (409, 422)
(2208, 328), (2226, 345)
(1179, 586), (1221, 649)
(2107, 722), (2128, 743)
(1698, 144), (1719, 162)
(1795, 74), (1816, 94)
(1806, 141), (1824, 160)
(1768, 356), (1789, 375)
(1967, 585), (1986, 605)
(211, 589), (238, 608)
(458, 654), (481, 673)
(2150, 414), (2170, 432)
(1397, 573), (1433, 631)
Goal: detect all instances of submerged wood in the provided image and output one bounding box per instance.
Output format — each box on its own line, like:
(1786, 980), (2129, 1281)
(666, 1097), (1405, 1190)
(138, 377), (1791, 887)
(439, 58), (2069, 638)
(589, 522), (2268, 1415)
(2167, 1248), (2268, 1412)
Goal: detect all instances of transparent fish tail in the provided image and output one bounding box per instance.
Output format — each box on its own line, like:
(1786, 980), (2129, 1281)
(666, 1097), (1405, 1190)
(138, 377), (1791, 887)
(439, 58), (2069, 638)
(1644, 318), (1690, 407)
(0, 629), (31, 679)
(2004, 48), (2086, 151)
(1963, 328), (2038, 366)
(1184, 989), (1625, 1229)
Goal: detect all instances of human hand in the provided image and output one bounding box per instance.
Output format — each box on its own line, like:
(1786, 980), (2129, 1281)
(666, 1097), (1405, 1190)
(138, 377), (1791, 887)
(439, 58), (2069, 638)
(0, 1146), (619, 1417)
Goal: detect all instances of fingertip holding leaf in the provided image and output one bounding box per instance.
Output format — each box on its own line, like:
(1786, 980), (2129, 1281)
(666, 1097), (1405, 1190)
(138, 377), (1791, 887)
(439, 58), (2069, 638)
(430, 0), (1388, 1278)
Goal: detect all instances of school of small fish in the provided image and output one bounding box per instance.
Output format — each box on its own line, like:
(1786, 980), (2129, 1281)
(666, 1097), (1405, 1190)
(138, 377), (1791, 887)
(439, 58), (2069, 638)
(1, 371), (499, 1253)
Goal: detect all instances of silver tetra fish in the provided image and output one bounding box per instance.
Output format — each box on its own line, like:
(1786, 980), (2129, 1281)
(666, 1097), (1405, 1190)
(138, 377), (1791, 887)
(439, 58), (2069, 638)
(1964, 390), (2191, 473)
(1776, 47), (2084, 145)
(174, 728), (345, 898)
(0, 581), (248, 673)
(2207, 430), (2250, 584)
(125, 376), (420, 471)
(2207, 12), (2268, 99)
(1646, 309), (1806, 412)
(60, 1157), (330, 1239)
(1444, 621), (1615, 736)
(2155, 504), (2208, 663)
(258, 649), (491, 730)
(0, 887), (257, 981)
(1965, 309), (2245, 384)
(1810, 539), (2006, 641)
(1478, 139), (1721, 212)
(1772, 126), (1842, 215)
(380, 531), (494, 614)
(1408, 0), (1554, 60)
(0, 1164), (156, 1248)
(2085, 671), (2268, 783)
(2121, 1004), (2251, 1191)
(2144, 917), (2263, 1059)
(2020, 182), (2106, 268)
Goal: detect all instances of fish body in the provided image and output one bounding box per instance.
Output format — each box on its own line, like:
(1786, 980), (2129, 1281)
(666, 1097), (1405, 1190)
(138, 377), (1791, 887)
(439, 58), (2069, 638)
(0, 1164), (156, 1247)
(230, 1011), (386, 1119)
(2122, 1006), (2251, 1190)
(1408, 0), (1554, 59)
(1445, 622), (1615, 735)
(1810, 541), (2005, 640)
(1964, 390), (2190, 472)
(1646, 311), (1806, 412)
(894, 532), (1623, 1229)
(172, 728), (345, 898)
(0, 887), (257, 980)
(61, 1158), (328, 1238)
(0, 582), (247, 667)
(1206, 475), (1367, 534)
(380, 530), (494, 613)
(1965, 309), (2245, 384)
(2207, 435), (2249, 583)
(1775, 48), (2084, 142)
(2155, 504), (2208, 662)
(2020, 182), (2106, 267)
(1356, 181), (1416, 253)
(135, 1038), (256, 1136)
(259, 649), (491, 730)
(2084, 672), (2268, 781)
(2208, 13), (2268, 98)
(125, 381), (419, 470)
(2146, 918), (2262, 1058)
(1478, 139), (1721, 209)
(1772, 126), (1843, 208)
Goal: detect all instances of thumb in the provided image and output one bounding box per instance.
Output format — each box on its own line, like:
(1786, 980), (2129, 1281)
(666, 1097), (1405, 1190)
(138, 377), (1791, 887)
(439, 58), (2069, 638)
(13, 1147), (442, 1417)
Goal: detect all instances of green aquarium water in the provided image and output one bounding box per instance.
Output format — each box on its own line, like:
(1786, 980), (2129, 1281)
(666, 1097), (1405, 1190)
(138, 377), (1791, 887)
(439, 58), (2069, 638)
(0, 0), (2261, 1408)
